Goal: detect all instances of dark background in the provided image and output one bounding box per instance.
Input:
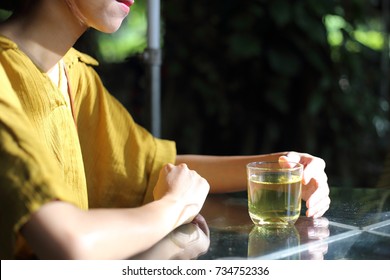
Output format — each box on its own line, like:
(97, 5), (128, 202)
(77, 0), (390, 189)
(2, 0), (388, 188)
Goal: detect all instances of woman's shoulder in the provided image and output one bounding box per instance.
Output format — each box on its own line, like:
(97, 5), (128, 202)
(0, 35), (17, 49)
(64, 48), (99, 69)
(63, 48), (104, 90)
(0, 34), (18, 55)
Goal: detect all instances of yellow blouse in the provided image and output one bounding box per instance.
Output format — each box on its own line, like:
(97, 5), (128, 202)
(0, 36), (176, 259)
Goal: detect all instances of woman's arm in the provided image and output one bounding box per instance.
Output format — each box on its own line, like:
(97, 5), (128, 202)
(22, 200), (182, 259)
(21, 163), (210, 260)
(176, 152), (287, 193)
(176, 152), (330, 218)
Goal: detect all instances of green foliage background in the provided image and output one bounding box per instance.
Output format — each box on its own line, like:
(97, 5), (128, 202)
(71, 0), (390, 188)
(2, 0), (389, 188)
(159, 0), (389, 188)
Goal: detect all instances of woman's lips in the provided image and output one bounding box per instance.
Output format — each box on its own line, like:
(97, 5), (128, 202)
(117, 0), (134, 7)
(117, 0), (134, 13)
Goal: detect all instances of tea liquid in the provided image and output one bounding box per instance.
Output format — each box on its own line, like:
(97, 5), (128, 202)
(248, 174), (302, 226)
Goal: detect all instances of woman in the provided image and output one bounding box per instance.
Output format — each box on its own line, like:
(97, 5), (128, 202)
(0, 0), (330, 259)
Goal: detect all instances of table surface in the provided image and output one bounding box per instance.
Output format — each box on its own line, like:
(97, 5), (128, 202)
(134, 187), (390, 260)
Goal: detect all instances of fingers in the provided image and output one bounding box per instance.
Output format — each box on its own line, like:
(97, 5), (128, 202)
(305, 179), (331, 218)
(278, 154), (300, 169)
(301, 158), (326, 185)
(306, 197), (331, 218)
(160, 163), (208, 191)
(278, 153), (330, 218)
(281, 152), (326, 185)
(283, 152), (301, 163)
(278, 156), (294, 168)
(162, 162), (193, 174)
(280, 152), (330, 217)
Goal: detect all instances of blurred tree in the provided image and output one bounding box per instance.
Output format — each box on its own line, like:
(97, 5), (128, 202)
(161, 0), (389, 188)
(1, 0), (388, 188)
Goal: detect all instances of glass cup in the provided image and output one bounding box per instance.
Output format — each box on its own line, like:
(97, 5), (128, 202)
(246, 161), (303, 228)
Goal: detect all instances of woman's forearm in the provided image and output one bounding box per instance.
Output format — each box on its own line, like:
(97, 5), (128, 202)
(22, 199), (185, 260)
(176, 152), (287, 193)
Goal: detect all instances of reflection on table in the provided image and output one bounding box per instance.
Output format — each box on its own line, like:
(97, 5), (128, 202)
(199, 187), (390, 260)
(132, 187), (390, 260)
(130, 215), (210, 260)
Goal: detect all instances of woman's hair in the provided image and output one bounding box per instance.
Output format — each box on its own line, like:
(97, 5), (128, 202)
(0, 0), (23, 11)
(0, 0), (34, 13)
(0, 0), (87, 26)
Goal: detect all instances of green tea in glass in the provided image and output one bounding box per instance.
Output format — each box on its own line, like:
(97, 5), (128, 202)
(247, 161), (303, 227)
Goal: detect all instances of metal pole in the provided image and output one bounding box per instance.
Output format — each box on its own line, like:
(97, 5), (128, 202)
(145, 0), (162, 137)
(381, 0), (389, 103)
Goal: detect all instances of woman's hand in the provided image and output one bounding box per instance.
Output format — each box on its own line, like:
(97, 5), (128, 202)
(153, 163), (210, 227)
(279, 152), (331, 218)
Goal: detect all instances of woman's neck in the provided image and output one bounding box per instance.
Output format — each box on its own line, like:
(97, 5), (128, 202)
(0, 1), (88, 72)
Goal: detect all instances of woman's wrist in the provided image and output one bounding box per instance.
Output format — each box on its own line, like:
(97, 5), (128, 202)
(153, 195), (189, 230)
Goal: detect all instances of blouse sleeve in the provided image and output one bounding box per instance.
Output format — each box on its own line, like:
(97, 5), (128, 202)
(69, 50), (176, 208)
(0, 64), (64, 259)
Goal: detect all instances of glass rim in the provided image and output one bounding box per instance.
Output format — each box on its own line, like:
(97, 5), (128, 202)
(246, 161), (303, 171)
